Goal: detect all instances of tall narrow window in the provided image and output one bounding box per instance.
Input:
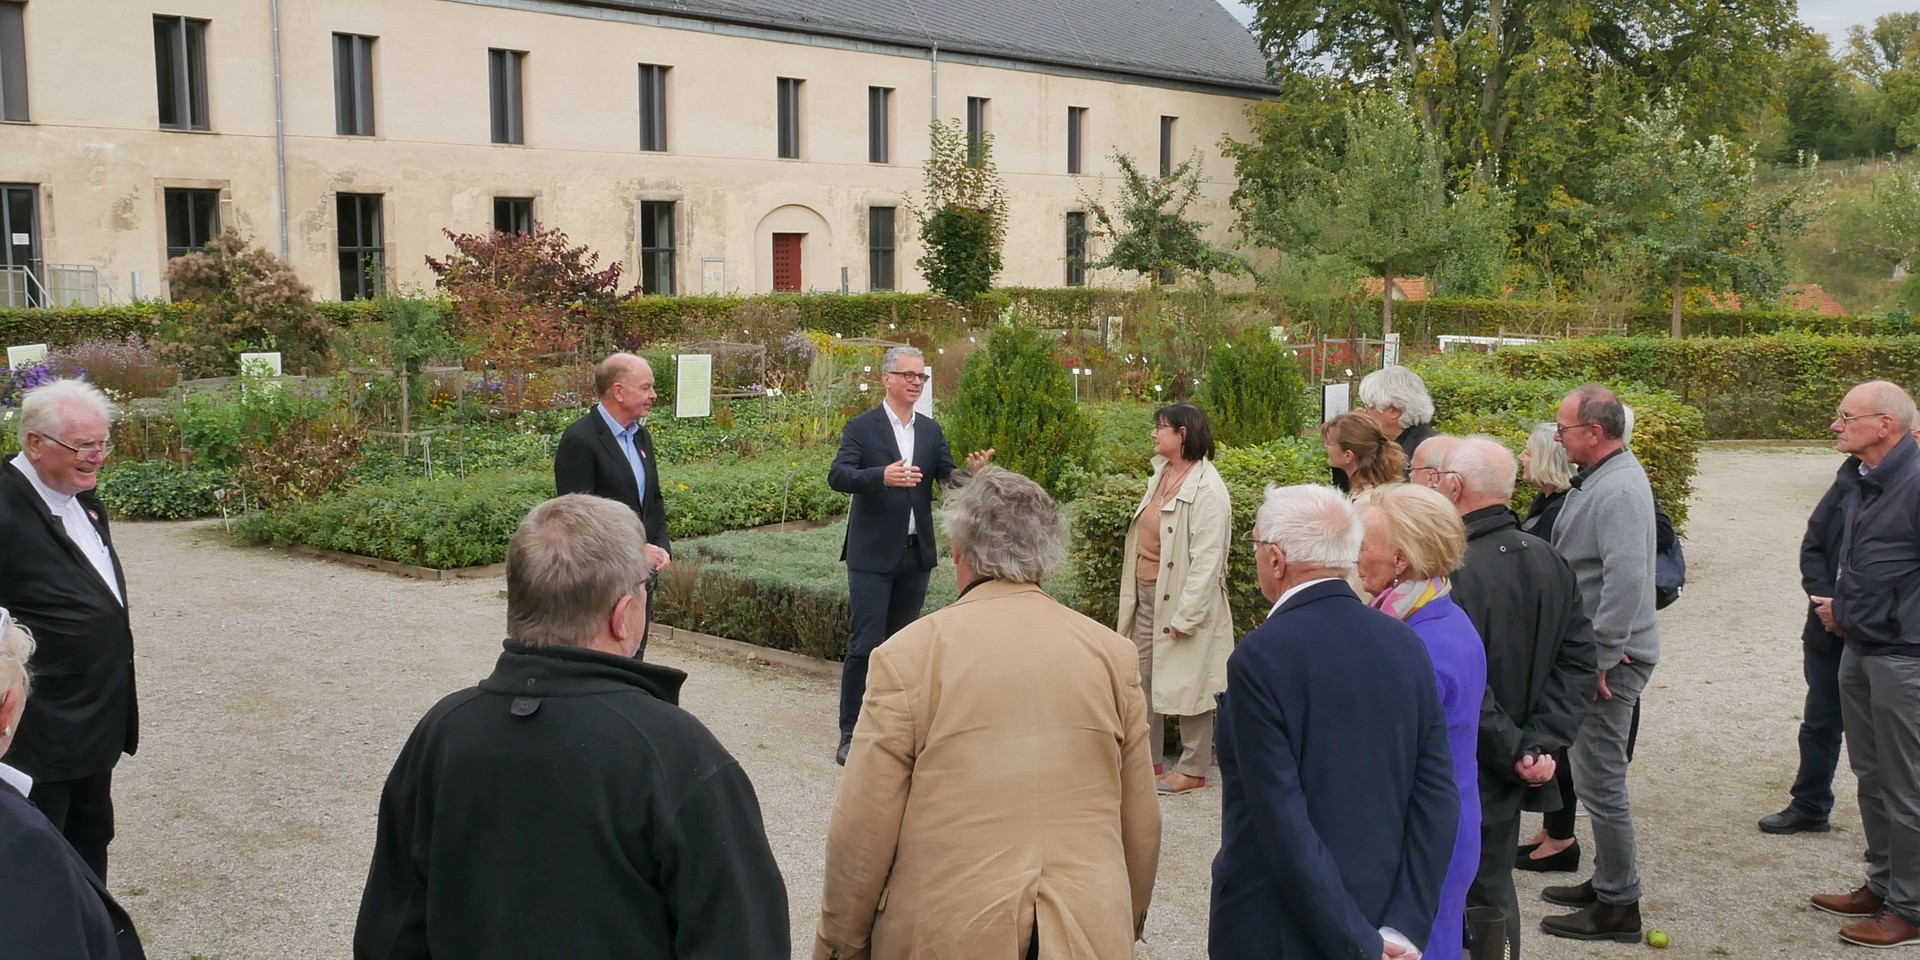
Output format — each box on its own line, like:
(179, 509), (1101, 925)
(868, 86), (891, 164)
(639, 201), (675, 295)
(869, 207), (896, 292)
(489, 48), (525, 144)
(776, 77), (801, 158)
(337, 193), (384, 300)
(1065, 212), (1088, 287)
(0, 2), (27, 123)
(966, 96), (988, 164)
(637, 63), (667, 152)
(333, 33), (375, 136)
(163, 188), (219, 260)
(154, 15), (210, 131)
(494, 197), (534, 235)
(1067, 106), (1086, 174)
(1159, 115), (1176, 177)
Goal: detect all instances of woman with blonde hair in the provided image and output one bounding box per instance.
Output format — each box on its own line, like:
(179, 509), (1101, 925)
(0, 609), (146, 958)
(1355, 485), (1486, 960)
(1324, 410), (1409, 494)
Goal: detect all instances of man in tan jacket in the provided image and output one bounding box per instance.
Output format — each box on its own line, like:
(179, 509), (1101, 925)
(815, 466), (1161, 960)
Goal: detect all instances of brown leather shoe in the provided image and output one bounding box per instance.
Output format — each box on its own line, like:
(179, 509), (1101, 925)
(1814, 886), (1885, 918)
(1839, 910), (1920, 948)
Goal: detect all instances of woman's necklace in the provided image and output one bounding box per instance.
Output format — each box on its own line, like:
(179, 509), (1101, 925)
(1155, 460), (1195, 507)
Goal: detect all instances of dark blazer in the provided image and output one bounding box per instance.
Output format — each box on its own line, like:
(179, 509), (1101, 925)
(553, 406), (671, 555)
(828, 405), (958, 573)
(1451, 506), (1598, 821)
(0, 775), (146, 959)
(1210, 580), (1459, 960)
(0, 461), (137, 782)
(1801, 456), (1862, 645)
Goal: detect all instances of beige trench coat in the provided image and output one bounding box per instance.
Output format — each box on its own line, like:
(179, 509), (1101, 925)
(814, 580), (1162, 960)
(1115, 456), (1235, 717)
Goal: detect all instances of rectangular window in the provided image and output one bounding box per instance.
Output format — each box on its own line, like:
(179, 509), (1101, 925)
(776, 77), (801, 158)
(868, 86), (891, 164)
(1159, 115), (1176, 177)
(1065, 212), (1087, 287)
(637, 63), (667, 152)
(164, 187), (219, 260)
(639, 201), (675, 295)
(0, 2), (27, 123)
(489, 48), (524, 144)
(333, 33), (375, 136)
(966, 96), (988, 163)
(154, 15), (210, 131)
(1067, 106), (1086, 174)
(337, 193), (384, 301)
(494, 196), (533, 235)
(869, 206), (896, 292)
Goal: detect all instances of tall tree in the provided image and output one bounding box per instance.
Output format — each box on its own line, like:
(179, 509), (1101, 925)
(914, 119), (1007, 301)
(1846, 13), (1920, 148)
(1080, 151), (1248, 283)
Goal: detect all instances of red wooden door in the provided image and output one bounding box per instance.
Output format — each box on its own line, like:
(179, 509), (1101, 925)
(772, 233), (803, 292)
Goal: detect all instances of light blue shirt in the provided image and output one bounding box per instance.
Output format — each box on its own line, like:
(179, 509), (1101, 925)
(596, 404), (647, 499)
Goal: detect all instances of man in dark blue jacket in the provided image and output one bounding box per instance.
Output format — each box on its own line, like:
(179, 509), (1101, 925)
(1813, 381), (1920, 948)
(1211, 484), (1458, 960)
(826, 346), (989, 765)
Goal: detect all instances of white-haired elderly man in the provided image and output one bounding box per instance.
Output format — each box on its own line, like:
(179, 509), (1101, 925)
(1430, 435), (1598, 956)
(355, 494), (789, 960)
(1211, 485), (1457, 960)
(1359, 365), (1439, 473)
(0, 378), (136, 881)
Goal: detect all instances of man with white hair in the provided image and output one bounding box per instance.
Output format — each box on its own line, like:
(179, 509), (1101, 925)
(1211, 485), (1457, 960)
(1359, 365), (1440, 471)
(1810, 380), (1920, 948)
(0, 378), (136, 881)
(1433, 435), (1597, 956)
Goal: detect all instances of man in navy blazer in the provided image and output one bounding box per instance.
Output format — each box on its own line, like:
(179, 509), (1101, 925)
(554, 353), (671, 657)
(1212, 484), (1458, 960)
(827, 346), (989, 764)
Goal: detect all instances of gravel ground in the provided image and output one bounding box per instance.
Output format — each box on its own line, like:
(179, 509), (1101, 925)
(100, 444), (1870, 959)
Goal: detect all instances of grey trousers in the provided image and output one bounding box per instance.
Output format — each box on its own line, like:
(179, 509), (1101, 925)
(1570, 657), (1654, 905)
(1840, 647), (1920, 925)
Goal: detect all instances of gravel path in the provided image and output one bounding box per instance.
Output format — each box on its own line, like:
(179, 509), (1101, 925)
(101, 444), (1866, 958)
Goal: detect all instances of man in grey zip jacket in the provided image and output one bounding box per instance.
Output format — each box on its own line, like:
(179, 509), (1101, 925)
(1540, 384), (1658, 943)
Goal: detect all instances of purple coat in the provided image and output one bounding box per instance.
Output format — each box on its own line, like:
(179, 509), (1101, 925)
(1404, 595), (1487, 960)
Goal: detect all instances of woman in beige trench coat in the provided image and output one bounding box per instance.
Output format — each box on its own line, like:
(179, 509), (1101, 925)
(1116, 403), (1234, 795)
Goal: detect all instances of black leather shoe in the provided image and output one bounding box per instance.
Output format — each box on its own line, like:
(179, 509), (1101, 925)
(1542, 879), (1597, 908)
(1758, 806), (1832, 835)
(835, 734), (852, 766)
(1517, 841), (1581, 873)
(1540, 900), (1642, 942)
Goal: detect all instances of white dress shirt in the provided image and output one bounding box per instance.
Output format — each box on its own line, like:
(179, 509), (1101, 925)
(883, 402), (918, 536)
(1267, 576), (1340, 618)
(10, 454), (124, 605)
(0, 760), (31, 798)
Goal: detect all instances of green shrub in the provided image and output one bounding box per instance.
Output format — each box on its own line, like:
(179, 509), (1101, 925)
(946, 326), (1094, 497)
(1198, 328), (1309, 445)
(161, 229), (334, 378)
(97, 462), (233, 520)
(178, 384), (339, 470)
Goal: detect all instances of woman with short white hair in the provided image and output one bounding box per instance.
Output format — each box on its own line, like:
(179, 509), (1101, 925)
(0, 608), (147, 958)
(1519, 422), (1577, 541)
(1358, 365), (1439, 470)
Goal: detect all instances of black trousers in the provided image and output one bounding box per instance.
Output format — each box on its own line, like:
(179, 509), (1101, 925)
(1790, 630), (1847, 820)
(1469, 813), (1524, 958)
(839, 543), (930, 737)
(637, 569), (659, 661)
(31, 769), (116, 881)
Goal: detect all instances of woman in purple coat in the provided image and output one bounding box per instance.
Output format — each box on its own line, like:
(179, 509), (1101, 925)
(1356, 484), (1487, 960)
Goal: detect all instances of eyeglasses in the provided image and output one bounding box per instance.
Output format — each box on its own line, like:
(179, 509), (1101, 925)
(1835, 411), (1890, 426)
(1244, 530), (1280, 548)
(42, 435), (112, 460)
(1553, 422), (1599, 437)
(884, 371), (932, 384)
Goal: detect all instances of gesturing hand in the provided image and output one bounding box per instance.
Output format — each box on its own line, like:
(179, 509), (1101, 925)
(885, 459), (923, 488)
(965, 448), (996, 471)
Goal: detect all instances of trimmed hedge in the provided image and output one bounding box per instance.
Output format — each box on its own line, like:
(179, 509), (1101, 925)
(1479, 333), (1920, 440)
(97, 462), (233, 520)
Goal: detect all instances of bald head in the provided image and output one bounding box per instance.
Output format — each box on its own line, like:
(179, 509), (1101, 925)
(1852, 381), (1918, 432)
(1410, 434), (1459, 492)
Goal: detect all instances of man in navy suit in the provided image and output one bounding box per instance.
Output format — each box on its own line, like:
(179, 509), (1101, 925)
(1212, 484), (1459, 960)
(827, 346), (990, 765)
(554, 353), (671, 658)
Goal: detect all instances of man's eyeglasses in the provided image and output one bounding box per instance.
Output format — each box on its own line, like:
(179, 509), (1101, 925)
(884, 371), (932, 384)
(1244, 530), (1280, 548)
(42, 435), (112, 460)
(1553, 422), (1599, 438)
(1835, 411), (1890, 426)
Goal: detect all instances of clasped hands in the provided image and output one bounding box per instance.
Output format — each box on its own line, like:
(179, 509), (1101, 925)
(1515, 750), (1556, 786)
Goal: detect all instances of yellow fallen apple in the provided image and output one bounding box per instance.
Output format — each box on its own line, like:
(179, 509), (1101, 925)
(1646, 929), (1670, 948)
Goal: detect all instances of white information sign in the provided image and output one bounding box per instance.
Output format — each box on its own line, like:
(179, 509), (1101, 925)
(238, 352), (283, 378)
(7, 343), (47, 369)
(1321, 382), (1351, 424)
(675, 353), (713, 419)
(1383, 332), (1402, 366)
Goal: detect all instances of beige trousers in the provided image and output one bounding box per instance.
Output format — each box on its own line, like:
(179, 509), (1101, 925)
(1127, 587), (1215, 778)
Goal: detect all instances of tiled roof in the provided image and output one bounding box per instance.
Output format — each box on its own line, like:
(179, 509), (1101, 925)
(577, 0), (1274, 91)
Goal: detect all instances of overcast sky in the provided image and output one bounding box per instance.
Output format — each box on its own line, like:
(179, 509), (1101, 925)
(1215, 0), (1909, 48)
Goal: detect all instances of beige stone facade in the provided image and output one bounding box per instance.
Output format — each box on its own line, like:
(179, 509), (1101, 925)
(0, 0), (1267, 304)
